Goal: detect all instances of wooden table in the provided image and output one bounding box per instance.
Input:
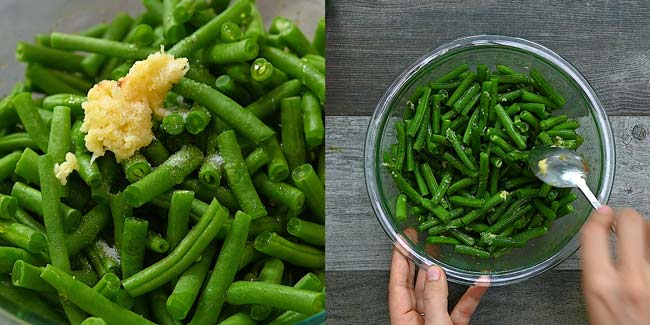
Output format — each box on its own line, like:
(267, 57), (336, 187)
(325, 1), (650, 323)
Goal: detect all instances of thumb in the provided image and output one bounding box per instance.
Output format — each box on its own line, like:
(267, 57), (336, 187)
(423, 265), (451, 325)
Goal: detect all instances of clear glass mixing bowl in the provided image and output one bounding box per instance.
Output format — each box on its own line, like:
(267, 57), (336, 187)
(365, 35), (615, 286)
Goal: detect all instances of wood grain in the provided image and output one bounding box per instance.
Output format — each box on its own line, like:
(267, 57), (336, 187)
(326, 270), (587, 324)
(326, 115), (650, 272)
(326, 0), (650, 116)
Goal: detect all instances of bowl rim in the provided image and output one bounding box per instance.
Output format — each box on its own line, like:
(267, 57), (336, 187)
(364, 35), (616, 286)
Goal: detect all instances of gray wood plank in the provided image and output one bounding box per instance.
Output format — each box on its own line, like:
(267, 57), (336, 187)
(326, 115), (650, 272)
(326, 270), (586, 325)
(326, 0), (650, 116)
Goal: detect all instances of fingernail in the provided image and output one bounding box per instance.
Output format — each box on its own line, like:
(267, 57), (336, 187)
(427, 267), (441, 281)
(597, 205), (612, 214)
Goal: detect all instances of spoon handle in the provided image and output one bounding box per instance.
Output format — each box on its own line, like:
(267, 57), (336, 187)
(575, 177), (602, 210)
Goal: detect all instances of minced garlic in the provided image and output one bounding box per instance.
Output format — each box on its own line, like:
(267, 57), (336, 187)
(80, 51), (189, 162)
(53, 152), (79, 185)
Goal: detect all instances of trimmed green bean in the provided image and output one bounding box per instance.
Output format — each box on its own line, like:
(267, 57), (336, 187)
(217, 130), (267, 218)
(190, 210), (251, 324)
(287, 217), (325, 246)
(291, 164), (324, 224)
(123, 200), (228, 297)
(166, 242), (217, 320)
(124, 145), (204, 208)
(41, 264), (155, 325)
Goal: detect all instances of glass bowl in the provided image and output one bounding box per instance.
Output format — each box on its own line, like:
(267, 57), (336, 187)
(0, 0), (325, 324)
(364, 35), (615, 286)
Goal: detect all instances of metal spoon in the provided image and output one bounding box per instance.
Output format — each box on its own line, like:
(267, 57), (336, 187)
(528, 146), (601, 210)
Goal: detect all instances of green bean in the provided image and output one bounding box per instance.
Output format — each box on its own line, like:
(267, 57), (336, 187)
(93, 272), (121, 301)
(551, 120), (580, 131)
(244, 79), (301, 120)
(47, 105), (72, 172)
(246, 58), (273, 83)
(42, 94), (85, 118)
(174, 0), (206, 23)
(0, 133), (37, 153)
(50, 32), (156, 60)
(254, 231), (324, 269)
(441, 152), (478, 178)
(480, 233), (525, 247)
(446, 128), (476, 171)
(495, 73), (529, 84)
(536, 131), (553, 145)
(216, 130), (267, 218)
(540, 114), (568, 130)
(167, 0), (251, 58)
(81, 317), (108, 325)
(214, 75), (252, 105)
(82, 13), (134, 76)
(0, 247), (43, 273)
(0, 221), (46, 253)
(122, 152), (152, 183)
(512, 226), (548, 242)
(166, 190), (193, 252)
(532, 199), (556, 220)
(37, 155), (70, 272)
(184, 105), (211, 135)
(520, 90), (558, 110)
(454, 244), (490, 259)
(494, 104), (527, 150)
(166, 242), (217, 320)
(261, 47), (324, 102)
(162, 112), (185, 135)
(208, 38), (259, 64)
(174, 78), (275, 144)
(0, 151), (20, 184)
(15, 41), (85, 73)
(0, 273), (67, 323)
(198, 155), (223, 188)
(291, 164), (325, 224)
(300, 91), (326, 149)
(123, 200), (227, 297)
(219, 312), (256, 325)
(12, 260), (56, 293)
(41, 264), (155, 324)
(529, 69), (565, 106)
(280, 97), (307, 170)
(124, 145), (203, 208)
(0, 193), (17, 220)
(449, 196), (485, 208)
(394, 194), (408, 222)
(227, 281), (324, 315)
(448, 228), (475, 246)
(249, 258), (285, 320)
(546, 129), (577, 139)
(65, 204), (111, 256)
(243, 147), (269, 175)
(47, 69), (94, 93)
(287, 217), (325, 247)
(146, 230), (170, 253)
(190, 210), (251, 324)
(121, 217), (148, 279)
(253, 172), (304, 214)
(557, 203), (575, 218)
(218, 21), (242, 43)
(86, 239), (120, 277)
(12, 93), (49, 152)
(13, 207), (45, 233)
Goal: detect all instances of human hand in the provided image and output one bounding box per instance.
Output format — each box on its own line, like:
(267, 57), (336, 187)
(581, 206), (650, 325)
(388, 228), (489, 325)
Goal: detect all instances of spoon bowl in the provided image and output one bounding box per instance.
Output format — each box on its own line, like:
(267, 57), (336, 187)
(528, 146), (601, 209)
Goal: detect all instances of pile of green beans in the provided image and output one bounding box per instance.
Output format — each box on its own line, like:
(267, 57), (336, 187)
(0, 1), (325, 324)
(384, 63), (581, 259)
